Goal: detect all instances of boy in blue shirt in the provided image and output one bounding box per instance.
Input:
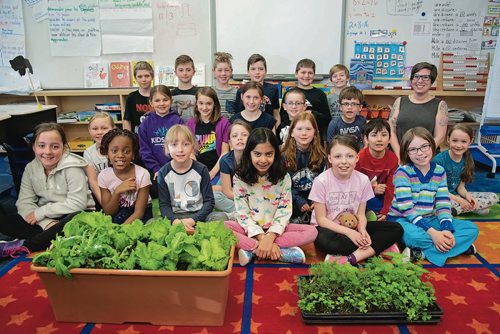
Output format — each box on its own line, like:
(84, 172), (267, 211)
(327, 86), (366, 148)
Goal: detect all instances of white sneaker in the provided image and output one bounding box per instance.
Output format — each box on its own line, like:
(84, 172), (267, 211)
(280, 246), (306, 264)
(238, 249), (254, 266)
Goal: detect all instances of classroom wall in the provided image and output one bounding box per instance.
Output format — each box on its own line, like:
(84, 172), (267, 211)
(1, 0), (495, 90)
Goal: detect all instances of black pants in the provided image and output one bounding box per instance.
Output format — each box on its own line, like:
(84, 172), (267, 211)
(0, 212), (79, 252)
(314, 220), (403, 255)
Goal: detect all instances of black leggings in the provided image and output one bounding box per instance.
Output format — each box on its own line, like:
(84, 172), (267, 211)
(314, 221), (403, 255)
(0, 212), (79, 252)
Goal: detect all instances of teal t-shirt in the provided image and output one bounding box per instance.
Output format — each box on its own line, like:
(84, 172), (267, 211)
(433, 150), (464, 195)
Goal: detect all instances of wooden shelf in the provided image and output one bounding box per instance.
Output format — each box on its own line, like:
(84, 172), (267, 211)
(362, 90), (485, 97)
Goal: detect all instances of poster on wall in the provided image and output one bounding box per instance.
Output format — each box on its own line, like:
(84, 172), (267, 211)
(48, 0), (101, 56)
(354, 42), (407, 87)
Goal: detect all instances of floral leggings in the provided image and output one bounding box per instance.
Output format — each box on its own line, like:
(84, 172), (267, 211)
(451, 192), (498, 215)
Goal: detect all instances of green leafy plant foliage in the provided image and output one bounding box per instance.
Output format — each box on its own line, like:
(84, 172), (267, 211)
(32, 212), (237, 278)
(298, 255), (437, 321)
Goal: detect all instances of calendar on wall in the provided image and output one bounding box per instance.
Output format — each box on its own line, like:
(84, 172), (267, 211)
(353, 42), (407, 84)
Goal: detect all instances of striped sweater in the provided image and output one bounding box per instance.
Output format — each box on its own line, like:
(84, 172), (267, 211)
(389, 162), (452, 227)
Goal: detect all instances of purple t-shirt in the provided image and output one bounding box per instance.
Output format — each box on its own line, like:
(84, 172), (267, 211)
(308, 169), (374, 226)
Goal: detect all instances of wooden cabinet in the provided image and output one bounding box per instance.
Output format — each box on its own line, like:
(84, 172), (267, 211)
(38, 89), (134, 151)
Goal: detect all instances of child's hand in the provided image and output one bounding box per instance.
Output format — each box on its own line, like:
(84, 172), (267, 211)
(301, 203), (313, 212)
(377, 214), (387, 221)
(116, 177), (136, 194)
(25, 212), (37, 225)
(173, 218), (195, 232)
(255, 233), (279, 260)
(456, 197), (473, 211)
(357, 228), (372, 248)
(373, 183), (387, 195)
(429, 229), (455, 252)
(465, 193), (477, 210)
(346, 229), (367, 248)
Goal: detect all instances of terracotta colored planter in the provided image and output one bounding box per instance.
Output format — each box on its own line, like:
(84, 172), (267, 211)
(31, 246), (234, 326)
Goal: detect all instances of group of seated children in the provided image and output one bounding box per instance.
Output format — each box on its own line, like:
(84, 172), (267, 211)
(1, 53), (493, 270)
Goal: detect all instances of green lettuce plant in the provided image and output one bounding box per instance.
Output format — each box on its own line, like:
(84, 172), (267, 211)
(298, 255), (437, 321)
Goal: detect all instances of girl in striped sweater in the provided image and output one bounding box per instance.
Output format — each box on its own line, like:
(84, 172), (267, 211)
(388, 127), (478, 266)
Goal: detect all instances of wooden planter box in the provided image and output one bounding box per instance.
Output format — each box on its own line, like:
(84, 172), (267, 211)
(31, 246), (234, 326)
(298, 275), (443, 325)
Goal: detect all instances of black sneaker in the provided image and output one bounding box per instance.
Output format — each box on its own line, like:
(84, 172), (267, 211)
(462, 244), (477, 256)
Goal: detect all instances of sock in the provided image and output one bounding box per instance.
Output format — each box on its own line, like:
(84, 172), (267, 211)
(347, 253), (357, 265)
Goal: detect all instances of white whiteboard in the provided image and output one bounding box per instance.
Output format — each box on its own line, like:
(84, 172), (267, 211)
(19, 0), (214, 89)
(482, 40), (500, 120)
(215, 0), (345, 75)
(343, 0), (488, 67)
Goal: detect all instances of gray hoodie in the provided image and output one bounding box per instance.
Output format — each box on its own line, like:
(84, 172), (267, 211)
(16, 152), (95, 229)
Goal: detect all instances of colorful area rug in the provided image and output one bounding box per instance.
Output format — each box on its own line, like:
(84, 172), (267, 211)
(1, 222), (499, 334)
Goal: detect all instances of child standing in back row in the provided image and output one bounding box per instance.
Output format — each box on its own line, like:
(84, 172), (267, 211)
(124, 61), (154, 132)
(279, 59), (331, 140)
(99, 128), (152, 224)
(212, 52), (238, 118)
(225, 128), (318, 266)
(389, 127), (478, 266)
(235, 54), (280, 124)
(433, 124), (498, 216)
(327, 64), (350, 119)
(84, 112), (116, 207)
(171, 55), (199, 121)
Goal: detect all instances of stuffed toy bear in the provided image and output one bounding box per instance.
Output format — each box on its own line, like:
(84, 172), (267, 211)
(337, 212), (358, 229)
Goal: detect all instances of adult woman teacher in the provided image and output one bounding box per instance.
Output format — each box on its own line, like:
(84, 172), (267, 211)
(389, 62), (448, 160)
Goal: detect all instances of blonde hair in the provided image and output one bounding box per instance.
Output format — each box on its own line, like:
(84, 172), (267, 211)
(88, 112), (115, 129)
(213, 52), (233, 70)
(329, 64), (349, 79)
(133, 61), (154, 78)
(164, 125), (197, 154)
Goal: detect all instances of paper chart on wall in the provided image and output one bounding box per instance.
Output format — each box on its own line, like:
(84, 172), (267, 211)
(99, 0), (153, 54)
(47, 0), (101, 56)
(430, 0), (485, 65)
(0, 0), (26, 67)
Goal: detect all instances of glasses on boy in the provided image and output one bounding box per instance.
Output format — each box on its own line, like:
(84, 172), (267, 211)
(340, 102), (361, 107)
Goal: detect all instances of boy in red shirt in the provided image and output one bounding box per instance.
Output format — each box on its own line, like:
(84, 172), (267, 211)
(356, 119), (398, 221)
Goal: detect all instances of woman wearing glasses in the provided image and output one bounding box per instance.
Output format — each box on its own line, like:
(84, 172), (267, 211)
(389, 62), (448, 161)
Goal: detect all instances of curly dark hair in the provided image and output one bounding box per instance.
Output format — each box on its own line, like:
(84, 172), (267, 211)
(99, 128), (139, 160)
(236, 128), (286, 185)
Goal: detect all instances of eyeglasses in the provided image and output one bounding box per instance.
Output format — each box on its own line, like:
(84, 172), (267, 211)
(285, 102), (305, 107)
(412, 74), (431, 82)
(408, 143), (432, 155)
(340, 102), (361, 107)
